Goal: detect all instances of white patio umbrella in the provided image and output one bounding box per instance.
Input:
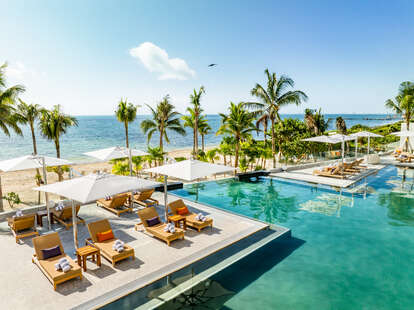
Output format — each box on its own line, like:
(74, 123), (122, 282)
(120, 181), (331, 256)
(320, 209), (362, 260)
(34, 173), (159, 248)
(145, 159), (234, 218)
(391, 131), (414, 152)
(349, 131), (383, 156)
(302, 135), (345, 163)
(84, 146), (149, 176)
(0, 155), (72, 229)
(329, 134), (355, 163)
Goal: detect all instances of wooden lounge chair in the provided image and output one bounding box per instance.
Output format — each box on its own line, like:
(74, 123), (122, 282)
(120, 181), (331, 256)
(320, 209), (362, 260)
(313, 166), (347, 179)
(86, 219), (135, 266)
(52, 205), (85, 230)
(131, 188), (158, 208)
(32, 232), (82, 290)
(168, 199), (213, 232)
(136, 207), (184, 246)
(96, 193), (132, 216)
(7, 214), (39, 243)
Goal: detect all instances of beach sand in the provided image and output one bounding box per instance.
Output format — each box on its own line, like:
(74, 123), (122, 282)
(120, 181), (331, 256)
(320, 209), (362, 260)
(0, 146), (226, 211)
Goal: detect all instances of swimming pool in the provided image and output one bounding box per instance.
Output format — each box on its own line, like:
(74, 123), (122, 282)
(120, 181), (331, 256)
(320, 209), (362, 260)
(170, 166), (414, 309)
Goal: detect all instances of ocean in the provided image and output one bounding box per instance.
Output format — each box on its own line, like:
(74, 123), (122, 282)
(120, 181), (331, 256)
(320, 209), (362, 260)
(0, 114), (398, 162)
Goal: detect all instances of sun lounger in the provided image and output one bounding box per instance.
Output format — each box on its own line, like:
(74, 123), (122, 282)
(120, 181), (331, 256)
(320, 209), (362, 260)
(168, 199), (213, 232)
(313, 166), (347, 179)
(131, 188), (158, 208)
(86, 219), (135, 266)
(52, 205), (85, 230)
(96, 193), (132, 216)
(7, 214), (39, 243)
(136, 207), (184, 246)
(32, 232), (82, 290)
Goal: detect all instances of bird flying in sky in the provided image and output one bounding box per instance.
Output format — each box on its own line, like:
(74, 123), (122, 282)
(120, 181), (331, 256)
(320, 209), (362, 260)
(208, 64), (217, 67)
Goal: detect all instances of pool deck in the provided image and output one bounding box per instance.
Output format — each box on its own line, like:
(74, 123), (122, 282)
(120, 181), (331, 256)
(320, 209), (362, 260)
(0, 192), (288, 310)
(380, 155), (414, 168)
(270, 163), (385, 188)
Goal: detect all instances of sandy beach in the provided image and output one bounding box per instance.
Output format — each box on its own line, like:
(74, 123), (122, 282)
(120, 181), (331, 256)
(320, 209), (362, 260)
(0, 147), (221, 211)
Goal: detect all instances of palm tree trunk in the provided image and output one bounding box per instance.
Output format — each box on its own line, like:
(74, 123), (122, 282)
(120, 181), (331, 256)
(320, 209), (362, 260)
(406, 118), (410, 151)
(263, 121), (267, 143)
(235, 136), (240, 168)
(192, 127), (195, 156)
(201, 134), (205, 152)
(30, 123), (42, 204)
(55, 138), (63, 181)
(125, 121), (129, 148)
(271, 117), (276, 168)
(159, 130), (163, 152)
(194, 116), (198, 155)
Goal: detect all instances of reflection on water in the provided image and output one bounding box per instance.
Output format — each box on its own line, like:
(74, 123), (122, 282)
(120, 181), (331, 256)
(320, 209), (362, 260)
(299, 194), (352, 217)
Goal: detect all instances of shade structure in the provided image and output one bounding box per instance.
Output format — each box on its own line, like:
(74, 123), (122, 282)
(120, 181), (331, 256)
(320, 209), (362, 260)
(35, 173), (160, 248)
(0, 155), (72, 229)
(0, 155), (72, 172)
(145, 159), (234, 218)
(349, 131), (383, 156)
(84, 146), (149, 176)
(302, 135), (342, 143)
(390, 131), (414, 137)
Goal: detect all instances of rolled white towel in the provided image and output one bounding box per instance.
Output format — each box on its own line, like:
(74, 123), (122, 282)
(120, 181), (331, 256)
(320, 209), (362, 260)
(61, 264), (71, 273)
(58, 257), (68, 265)
(114, 239), (124, 246)
(15, 210), (23, 217)
(54, 263), (61, 271)
(60, 261), (70, 269)
(114, 244), (124, 252)
(169, 224), (176, 233)
(164, 223), (171, 232)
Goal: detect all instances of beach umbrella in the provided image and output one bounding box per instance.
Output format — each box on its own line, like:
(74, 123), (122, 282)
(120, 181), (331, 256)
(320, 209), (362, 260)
(328, 134), (355, 163)
(390, 131), (414, 152)
(145, 159), (234, 218)
(302, 135), (346, 163)
(34, 173), (159, 248)
(349, 131), (383, 156)
(0, 155), (72, 229)
(84, 146), (149, 176)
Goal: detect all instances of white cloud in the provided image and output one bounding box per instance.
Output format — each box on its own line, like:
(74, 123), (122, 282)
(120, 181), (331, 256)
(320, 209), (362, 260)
(4, 61), (41, 82)
(129, 42), (196, 80)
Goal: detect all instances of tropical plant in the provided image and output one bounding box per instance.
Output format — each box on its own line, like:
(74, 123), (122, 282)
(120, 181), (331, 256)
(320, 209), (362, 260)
(304, 108), (329, 135)
(16, 99), (44, 203)
(246, 69), (308, 168)
(0, 62), (25, 136)
(2, 192), (21, 208)
(112, 161), (130, 176)
(141, 95), (186, 152)
(146, 146), (165, 168)
(189, 86), (205, 155)
(335, 116), (347, 134)
(198, 116), (211, 152)
(39, 105), (78, 181)
(218, 136), (235, 166)
(217, 102), (256, 168)
(115, 98), (138, 148)
(385, 81), (414, 150)
(206, 148), (220, 163)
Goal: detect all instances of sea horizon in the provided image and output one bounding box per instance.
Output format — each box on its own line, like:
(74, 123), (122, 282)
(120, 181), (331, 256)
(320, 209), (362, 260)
(0, 113), (400, 162)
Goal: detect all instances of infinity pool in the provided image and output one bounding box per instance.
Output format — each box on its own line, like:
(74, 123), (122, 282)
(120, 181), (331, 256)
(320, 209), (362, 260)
(170, 166), (414, 309)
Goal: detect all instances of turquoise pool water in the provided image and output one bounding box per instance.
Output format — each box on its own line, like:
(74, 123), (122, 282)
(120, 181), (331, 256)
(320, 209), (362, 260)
(171, 166), (414, 309)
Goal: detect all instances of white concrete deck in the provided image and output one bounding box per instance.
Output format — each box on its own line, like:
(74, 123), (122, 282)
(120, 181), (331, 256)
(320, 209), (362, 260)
(271, 164), (385, 188)
(0, 192), (286, 310)
(380, 155), (414, 168)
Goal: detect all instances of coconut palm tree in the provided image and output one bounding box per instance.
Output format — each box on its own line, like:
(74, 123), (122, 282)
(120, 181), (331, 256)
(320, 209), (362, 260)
(189, 86), (205, 155)
(255, 114), (269, 142)
(335, 116), (347, 134)
(115, 98), (138, 148)
(181, 109), (197, 154)
(198, 116), (211, 152)
(39, 105), (78, 181)
(305, 108), (329, 135)
(217, 102), (256, 168)
(246, 69), (308, 168)
(16, 99), (44, 203)
(0, 62), (25, 136)
(141, 95), (186, 152)
(386, 81), (414, 150)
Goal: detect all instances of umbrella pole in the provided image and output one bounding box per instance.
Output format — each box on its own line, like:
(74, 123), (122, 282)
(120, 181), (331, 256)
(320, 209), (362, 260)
(72, 200), (78, 249)
(164, 175), (168, 220)
(128, 148), (133, 176)
(41, 157), (51, 230)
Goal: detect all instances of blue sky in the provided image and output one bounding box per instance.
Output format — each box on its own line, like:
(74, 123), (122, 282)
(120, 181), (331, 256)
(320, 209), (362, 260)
(1, 0), (413, 115)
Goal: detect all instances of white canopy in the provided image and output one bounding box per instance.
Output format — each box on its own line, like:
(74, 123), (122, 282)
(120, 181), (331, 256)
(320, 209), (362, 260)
(302, 135), (341, 143)
(390, 131), (414, 137)
(34, 173), (159, 204)
(84, 146), (148, 161)
(349, 131), (383, 138)
(328, 134), (355, 142)
(0, 155), (71, 172)
(145, 159), (234, 181)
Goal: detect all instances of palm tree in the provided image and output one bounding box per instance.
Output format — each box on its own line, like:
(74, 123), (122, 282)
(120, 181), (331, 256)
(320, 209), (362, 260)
(0, 62), (25, 136)
(16, 99), (44, 203)
(305, 108), (329, 135)
(217, 102), (256, 168)
(336, 116), (347, 134)
(386, 81), (414, 150)
(115, 98), (138, 148)
(246, 69), (308, 168)
(189, 86), (205, 155)
(181, 109), (196, 154)
(198, 116), (211, 152)
(39, 105), (78, 181)
(141, 95), (186, 152)
(256, 114), (269, 142)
